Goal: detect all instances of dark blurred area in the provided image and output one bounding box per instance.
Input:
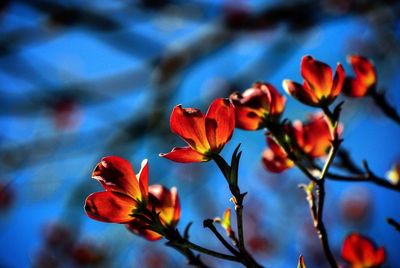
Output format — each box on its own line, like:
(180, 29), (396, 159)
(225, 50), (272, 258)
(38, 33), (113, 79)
(0, 0), (400, 267)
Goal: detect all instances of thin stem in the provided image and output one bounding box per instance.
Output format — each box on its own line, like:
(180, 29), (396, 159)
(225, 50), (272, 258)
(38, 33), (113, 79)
(203, 219), (241, 258)
(387, 218), (400, 232)
(369, 88), (400, 125)
(326, 172), (400, 192)
(167, 243), (209, 267)
(235, 203), (245, 252)
(182, 241), (241, 263)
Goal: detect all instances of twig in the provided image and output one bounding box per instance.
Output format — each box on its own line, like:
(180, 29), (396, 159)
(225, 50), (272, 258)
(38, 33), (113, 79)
(369, 88), (400, 125)
(203, 219), (242, 259)
(387, 218), (400, 232)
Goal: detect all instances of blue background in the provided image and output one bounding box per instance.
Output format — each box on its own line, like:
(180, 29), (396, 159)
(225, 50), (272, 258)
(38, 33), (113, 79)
(0, 0), (399, 267)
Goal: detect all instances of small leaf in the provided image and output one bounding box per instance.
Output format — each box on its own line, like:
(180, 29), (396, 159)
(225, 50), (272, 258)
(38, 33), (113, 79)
(297, 255), (306, 268)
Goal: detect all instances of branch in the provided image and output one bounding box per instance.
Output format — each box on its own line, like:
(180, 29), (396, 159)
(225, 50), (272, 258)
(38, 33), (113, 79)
(369, 88), (400, 125)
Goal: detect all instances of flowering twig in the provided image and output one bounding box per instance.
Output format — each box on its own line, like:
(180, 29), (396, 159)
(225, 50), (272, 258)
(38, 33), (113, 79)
(139, 208), (241, 265)
(211, 145), (264, 268)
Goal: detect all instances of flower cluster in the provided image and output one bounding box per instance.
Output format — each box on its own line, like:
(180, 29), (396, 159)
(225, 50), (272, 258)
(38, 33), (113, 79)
(83, 54), (391, 268)
(84, 156), (180, 241)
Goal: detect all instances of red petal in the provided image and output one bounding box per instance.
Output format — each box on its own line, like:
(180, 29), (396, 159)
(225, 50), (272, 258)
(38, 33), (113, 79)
(266, 83), (286, 116)
(294, 114), (333, 158)
(148, 185), (181, 227)
(330, 63), (345, 98)
(301, 55), (333, 98)
(283, 80), (319, 106)
(92, 156), (141, 199)
(126, 219), (163, 241)
(234, 106), (262, 130)
(136, 159), (149, 201)
(348, 55), (377, 88)
(205, 98), (235, 152)
(84, 191), (136, 223)
(342, 233), (385, 267)
(159, 146), (209, 163)
(170, 105), (209, 154)
(262, 137), (293, 173)
(343, 77), (369, 98)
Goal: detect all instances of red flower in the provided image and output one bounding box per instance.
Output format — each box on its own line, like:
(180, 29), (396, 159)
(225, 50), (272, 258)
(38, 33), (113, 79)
(343, 55), (377, 97)
(283, 55), (345, 107)
(230, 82), (286, 130)
(126, 185), (181, 241)
(84, 156), (149, 223)
(342, 233), (385, 268)
(160, 98), (235, 163)
(293, 113), (334, 158)
(262, 136), (294, 173)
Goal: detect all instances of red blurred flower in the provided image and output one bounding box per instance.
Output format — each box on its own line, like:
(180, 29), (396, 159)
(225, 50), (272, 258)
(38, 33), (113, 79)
(293, 113), (334, 158)
(342, 233), (385, 268)
(343, 55), (377, 98)
(160, 98), (235, 163)
(283, 55), (345, 107)
(84, 157), (149, 223)
(262, 136), (294, 173)
(0, 182), (15, 210)
(230, 82), (286, 130)
(70, 242), (105, 266)
(126, 185), (181, 241)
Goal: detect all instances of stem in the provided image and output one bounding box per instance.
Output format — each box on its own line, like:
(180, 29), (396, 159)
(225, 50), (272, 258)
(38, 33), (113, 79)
(167, 243), (209, 267)
(203, 219), (241, 258)
(387, 218), (400, 232)
(369, 88), (400, 125)
(326, 172), (400, 192)
(183, 241), (241, 262)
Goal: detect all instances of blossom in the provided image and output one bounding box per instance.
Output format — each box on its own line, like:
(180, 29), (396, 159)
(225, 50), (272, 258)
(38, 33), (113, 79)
(160, 98), (235, 163)
(262, 136), (294, 173)
(283, 55), (345, 107)
(342, 233), (385, 268)
(293, 113), (334, 158)
(84, 156), (149, 223)
(229, 82), (286, 130)
(126, 185), (181, 241)
(343, 55), (377, 97)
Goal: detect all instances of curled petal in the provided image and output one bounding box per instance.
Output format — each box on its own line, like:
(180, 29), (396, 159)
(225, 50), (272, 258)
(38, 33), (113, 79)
(205, 98), (235, 152)
(159, 146), (209, 163)
(84, 192), (136, 223)
(136, 159), (149, 201)
(266, 83), (286, 116)
(283, 80), (319, 106)
(348, 55), (377, 88)
(92, 156), (141, 199)
(148, 185), (181, 227)
(126, 219), (163, 241)
(301, 55), (333, 98)
(343, 77), (369, 98)
(170, 105), (209, 153)
(330, 63), (345, 99)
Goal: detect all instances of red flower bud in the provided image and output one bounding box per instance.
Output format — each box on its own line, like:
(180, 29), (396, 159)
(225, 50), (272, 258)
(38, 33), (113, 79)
(230, 82), (286, 130)
(283, 56), (345, 107)
(343, 55), (377, 97)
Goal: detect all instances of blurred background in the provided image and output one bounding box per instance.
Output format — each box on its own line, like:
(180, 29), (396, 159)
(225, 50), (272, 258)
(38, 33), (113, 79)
(1, 0), (400, 267)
